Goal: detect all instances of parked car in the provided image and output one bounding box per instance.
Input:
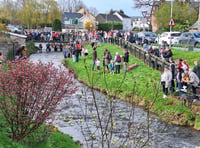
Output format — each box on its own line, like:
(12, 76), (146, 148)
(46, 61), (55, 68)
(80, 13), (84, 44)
(128, 32), (137, 43)
(156, 32), (181, 45)
(6, 24), (21, 34)
(179, 32), (200, 47)
(136, 32), (157, 45)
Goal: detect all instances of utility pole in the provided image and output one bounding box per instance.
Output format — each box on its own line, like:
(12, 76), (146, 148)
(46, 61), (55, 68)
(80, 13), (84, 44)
(198, 2), (200, 31)
(169, 0), (173, 47)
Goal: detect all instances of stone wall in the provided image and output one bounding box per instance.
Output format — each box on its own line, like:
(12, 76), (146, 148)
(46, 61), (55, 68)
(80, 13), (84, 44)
(0, 43), (13, 56)
(0, 41), (20, 58)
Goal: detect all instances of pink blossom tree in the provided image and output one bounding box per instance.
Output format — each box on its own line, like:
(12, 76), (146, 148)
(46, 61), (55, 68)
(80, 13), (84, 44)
(0, 59), (77, 141)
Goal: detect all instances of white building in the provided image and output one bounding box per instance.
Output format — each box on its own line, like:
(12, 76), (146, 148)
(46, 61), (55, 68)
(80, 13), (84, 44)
(113, 11), (132, 31)
(132, 16), (150, 31)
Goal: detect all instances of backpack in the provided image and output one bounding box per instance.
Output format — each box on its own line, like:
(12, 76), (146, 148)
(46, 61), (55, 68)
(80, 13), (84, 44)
(77, 44), (81, 50)
(116, 55), (121, 63)
(108, 54), (112, 60)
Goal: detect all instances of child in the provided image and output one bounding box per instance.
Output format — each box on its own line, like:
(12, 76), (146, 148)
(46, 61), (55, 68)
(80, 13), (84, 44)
(96, 58), (100, 72)
(110, 60), (114, 74)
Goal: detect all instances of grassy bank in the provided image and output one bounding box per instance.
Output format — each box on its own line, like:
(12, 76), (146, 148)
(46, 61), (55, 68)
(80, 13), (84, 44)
(0, 114), (80, 148)
(171, 49), (200, 67)
(64, 43), (200, 130)
(136, 45), (200, 67)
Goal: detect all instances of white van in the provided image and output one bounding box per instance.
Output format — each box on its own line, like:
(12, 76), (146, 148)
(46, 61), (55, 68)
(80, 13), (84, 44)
(156, 32), (181, 45)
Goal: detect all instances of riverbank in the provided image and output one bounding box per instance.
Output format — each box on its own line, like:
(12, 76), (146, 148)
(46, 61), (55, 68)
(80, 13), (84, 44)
(63, 43), (200, 131)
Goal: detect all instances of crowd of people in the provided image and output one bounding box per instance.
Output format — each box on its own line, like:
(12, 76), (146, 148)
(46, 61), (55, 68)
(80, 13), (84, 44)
(24, 29), (200, 102)
(92, 47), (129, 74)
(159, 55), (200, 100)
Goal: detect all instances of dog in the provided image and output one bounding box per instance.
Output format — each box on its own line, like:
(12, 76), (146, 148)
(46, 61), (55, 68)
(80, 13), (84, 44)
(180, 94), (197, 109)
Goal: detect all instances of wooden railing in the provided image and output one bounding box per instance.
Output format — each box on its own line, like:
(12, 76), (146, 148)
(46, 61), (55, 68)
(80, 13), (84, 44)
(113, 37), (169, 72)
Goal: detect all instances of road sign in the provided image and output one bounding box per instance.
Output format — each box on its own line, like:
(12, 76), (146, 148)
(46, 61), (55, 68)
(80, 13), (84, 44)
(142, 11), (147, 18)
(142, 18), (147, 23)
(168, 17), (176, 26)
(72, 19), (78, 25)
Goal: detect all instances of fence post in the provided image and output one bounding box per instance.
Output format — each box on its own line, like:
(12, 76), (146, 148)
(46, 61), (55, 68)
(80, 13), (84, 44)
(148, 55), (151, 67)
(162, 62), (165, 72)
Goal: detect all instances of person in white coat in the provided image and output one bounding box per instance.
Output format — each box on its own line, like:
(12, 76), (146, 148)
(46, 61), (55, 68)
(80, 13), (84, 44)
(161, 66), (172, 98)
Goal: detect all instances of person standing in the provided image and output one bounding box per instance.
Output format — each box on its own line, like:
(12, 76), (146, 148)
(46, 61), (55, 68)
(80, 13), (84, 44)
(92, 47), (97, 71)
(169, 57), (176, 93)
(104, 49), (109, 71)
(193, 60), (200, 79)
(114, 52), (121, 74)
(123, 50), (129, 73)
(163, 45), (173, 62)
(160, 66), (172, 98)
(176, 66), (184, 98)
(184, 69), (199, 96)
(96, 58), (100, 72)
(110, 60), (114, 74)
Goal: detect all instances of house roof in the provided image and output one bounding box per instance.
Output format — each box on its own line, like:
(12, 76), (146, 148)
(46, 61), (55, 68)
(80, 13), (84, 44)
(62, 12), (83, 19)
(115, 11), (130, 18)
(96, 14), (122, 23)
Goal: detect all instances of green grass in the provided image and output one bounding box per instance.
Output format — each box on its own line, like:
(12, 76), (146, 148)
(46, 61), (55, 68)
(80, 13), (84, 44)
(171, 49), (200, 67)
(64, 43), (199, 129)
(131, 44), (200, 67)
(0, 113), (80, 148)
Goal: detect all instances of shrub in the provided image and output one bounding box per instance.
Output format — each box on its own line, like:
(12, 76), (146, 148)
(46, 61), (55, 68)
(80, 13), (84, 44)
(0, 59), (77, 142)
(98, 22), (122, 32)
(26, 41), (38, 56)
(52, 19), (61, 32)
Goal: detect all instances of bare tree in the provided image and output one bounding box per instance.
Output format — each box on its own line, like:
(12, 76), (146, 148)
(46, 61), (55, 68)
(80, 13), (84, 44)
(89, 7), (98, 17)
(58, 0), (86, 12)
(133, 0), (157, 8)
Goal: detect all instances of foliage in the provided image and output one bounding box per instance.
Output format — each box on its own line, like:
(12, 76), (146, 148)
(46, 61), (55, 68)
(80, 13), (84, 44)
(0, 1), (19, 24)
(84, 21), (95, 32)
(52, 19), (61, 31)
(154, 2), (197, 32)
(0, 112), (80, 148)
(0, 23), (5, 31)
(11, 0), (61, 29)
(26, 41), (38, 57)
(0, 59), (76, 141)
(64, 43), (196, 127)
(98, 22), (122, 32)
(194, 115), (200, 130)
(171, 48), (200, 67)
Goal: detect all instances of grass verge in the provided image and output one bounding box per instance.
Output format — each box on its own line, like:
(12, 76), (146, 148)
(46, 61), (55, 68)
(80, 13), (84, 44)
(171, 48), (200, 67)
(64, 43), (199, 130)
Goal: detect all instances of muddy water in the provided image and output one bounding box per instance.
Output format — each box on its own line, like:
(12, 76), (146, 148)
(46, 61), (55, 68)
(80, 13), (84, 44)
(30, 50), (200, 148)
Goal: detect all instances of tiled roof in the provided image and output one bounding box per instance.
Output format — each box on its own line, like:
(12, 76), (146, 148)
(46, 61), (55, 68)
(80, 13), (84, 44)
(116, 12), (130, 18)
(96, 14), (122, 22)
(62, 12), (83, 19)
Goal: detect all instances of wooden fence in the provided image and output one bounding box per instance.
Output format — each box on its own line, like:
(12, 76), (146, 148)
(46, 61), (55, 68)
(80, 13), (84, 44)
(113, 37), (169, 72)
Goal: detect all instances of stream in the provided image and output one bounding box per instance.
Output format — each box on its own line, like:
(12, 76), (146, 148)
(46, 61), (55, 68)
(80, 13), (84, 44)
(30, 49), (200, 148)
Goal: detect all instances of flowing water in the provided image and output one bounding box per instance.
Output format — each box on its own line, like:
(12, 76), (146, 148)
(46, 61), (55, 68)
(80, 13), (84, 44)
(30, 49), (200, 148)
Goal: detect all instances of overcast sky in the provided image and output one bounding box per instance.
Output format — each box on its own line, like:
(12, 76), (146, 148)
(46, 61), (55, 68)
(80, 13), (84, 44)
(81, 0), (142, 17)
